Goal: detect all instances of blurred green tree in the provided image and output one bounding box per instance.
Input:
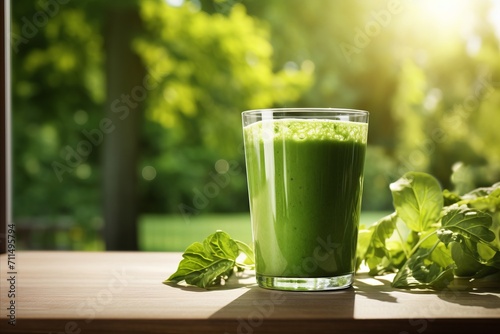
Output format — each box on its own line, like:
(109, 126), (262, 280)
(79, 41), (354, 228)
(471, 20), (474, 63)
(134, 0), (312, 215)
(11, 0), (312, 249)
(11, 0), (500, 250)
(388, 0), (500, 192)
(245, 0), (500, 196)
(11, 1), (105, 249)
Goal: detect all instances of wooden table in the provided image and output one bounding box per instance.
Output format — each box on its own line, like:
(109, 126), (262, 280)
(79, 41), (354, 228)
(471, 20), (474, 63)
(1, 252), (499, 334)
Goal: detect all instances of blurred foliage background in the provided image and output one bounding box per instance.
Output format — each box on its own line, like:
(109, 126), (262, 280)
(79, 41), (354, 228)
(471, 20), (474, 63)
(10, 0), (500, 250)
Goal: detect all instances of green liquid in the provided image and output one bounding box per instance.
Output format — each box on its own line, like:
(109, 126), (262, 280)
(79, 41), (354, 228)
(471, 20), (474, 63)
(244, 119), (367, 278)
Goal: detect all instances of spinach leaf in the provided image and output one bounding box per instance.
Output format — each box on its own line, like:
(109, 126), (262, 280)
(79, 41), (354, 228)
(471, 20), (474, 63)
(357, 213), (398, 275)
(459, 183), (500, 212)
(390, 172), (443, 232)
(450, 242), (485, 277)
(165, 230), (254, 289)
(392, 246), (454, 289)
(359, 172), (500, 290)
(443, 189), (462, 206)
(166, 174), (500, 290)
(439, 206), (494, 244)
(234, 239), (255, 269)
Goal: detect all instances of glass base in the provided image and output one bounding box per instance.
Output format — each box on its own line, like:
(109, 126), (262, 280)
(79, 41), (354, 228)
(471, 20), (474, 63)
(256, 273), (353, 291)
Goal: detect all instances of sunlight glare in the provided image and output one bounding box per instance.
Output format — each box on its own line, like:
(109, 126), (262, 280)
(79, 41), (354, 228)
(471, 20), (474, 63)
(415, 0), (472, 29)
(407, 0), (479, 49)
(489, 1), (500, 42)
(165, 0), (184, 7)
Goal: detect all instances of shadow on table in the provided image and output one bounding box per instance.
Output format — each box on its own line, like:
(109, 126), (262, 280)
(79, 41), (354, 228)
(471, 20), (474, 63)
(437, 290), (500, 309)
(209, 284), (355, 333)
(353, 275), (398, 303)
(354, 273), (500, 309)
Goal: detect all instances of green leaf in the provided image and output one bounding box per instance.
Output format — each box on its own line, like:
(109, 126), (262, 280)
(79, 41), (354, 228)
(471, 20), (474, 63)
(203, 230), (240, 260)
(431, 242), (454, 269)
(183, 259), (235, 287)
(450, 242), (484, 277)
(440, 206), (494, 244)
(462, 182), (500, 199)
(355, 173), (500, 290)
(477, 243), (497, 262)
(459, 183), (500, 212)
(437, 207), (497, 270)
(165, 230), (246, 288)
(357, 213), (398, 274)
(418, 232), (454, 269)
(356, 228), (372, 270)
(390, 172), (443, 232)
(443, 189), (462, 206)
(484, 252), (500, 269)
(234, 239), (255, 269)
(392, 246), (454, 289)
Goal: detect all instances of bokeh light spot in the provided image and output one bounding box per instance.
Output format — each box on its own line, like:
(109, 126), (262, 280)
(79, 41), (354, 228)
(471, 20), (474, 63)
(74, 110), (88, 125)
(215, 159), (229, 174)
(142, 166), (157, 181)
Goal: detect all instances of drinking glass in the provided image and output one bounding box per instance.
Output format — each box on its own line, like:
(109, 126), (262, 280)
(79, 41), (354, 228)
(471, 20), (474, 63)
(242, 108), (369, 291)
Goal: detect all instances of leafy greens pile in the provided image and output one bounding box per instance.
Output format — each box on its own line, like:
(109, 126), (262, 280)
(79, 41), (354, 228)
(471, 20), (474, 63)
(357, 171), (500, 289)
(165, 172), (500, 290)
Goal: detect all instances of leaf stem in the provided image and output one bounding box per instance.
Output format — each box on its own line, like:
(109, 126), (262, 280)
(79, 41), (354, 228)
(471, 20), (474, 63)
(394, 222), (410, 258)
(408, 230), (438, 259)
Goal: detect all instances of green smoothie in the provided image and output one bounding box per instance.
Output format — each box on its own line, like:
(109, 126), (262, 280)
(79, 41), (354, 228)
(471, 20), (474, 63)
(243, 118), (367, 280)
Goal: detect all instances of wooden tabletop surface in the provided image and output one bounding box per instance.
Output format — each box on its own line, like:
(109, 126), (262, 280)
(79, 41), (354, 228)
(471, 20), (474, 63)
(1, 251), (499, 333)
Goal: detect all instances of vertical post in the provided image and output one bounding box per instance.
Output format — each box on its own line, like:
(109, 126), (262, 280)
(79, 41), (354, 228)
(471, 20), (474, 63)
(1, 0), (10, 254)
(102, 7), (144, 250)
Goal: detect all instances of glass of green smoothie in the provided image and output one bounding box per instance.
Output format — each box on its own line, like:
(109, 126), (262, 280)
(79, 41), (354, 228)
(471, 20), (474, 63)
(242, 108), (368, 291)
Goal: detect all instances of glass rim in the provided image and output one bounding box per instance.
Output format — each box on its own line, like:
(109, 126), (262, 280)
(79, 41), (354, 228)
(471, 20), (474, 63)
(242, 108), (369, 116)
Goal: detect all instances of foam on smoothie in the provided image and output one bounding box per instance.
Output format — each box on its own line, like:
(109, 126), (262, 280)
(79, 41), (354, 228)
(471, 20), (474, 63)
(244, 119), (368, 144)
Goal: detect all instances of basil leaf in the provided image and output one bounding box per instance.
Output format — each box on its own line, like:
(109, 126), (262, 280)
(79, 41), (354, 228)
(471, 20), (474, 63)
(203, 230), (239, 260)
(183, 259), (235, 287)
(390, 172), (443, 232)
(165, 230), (249, 288)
